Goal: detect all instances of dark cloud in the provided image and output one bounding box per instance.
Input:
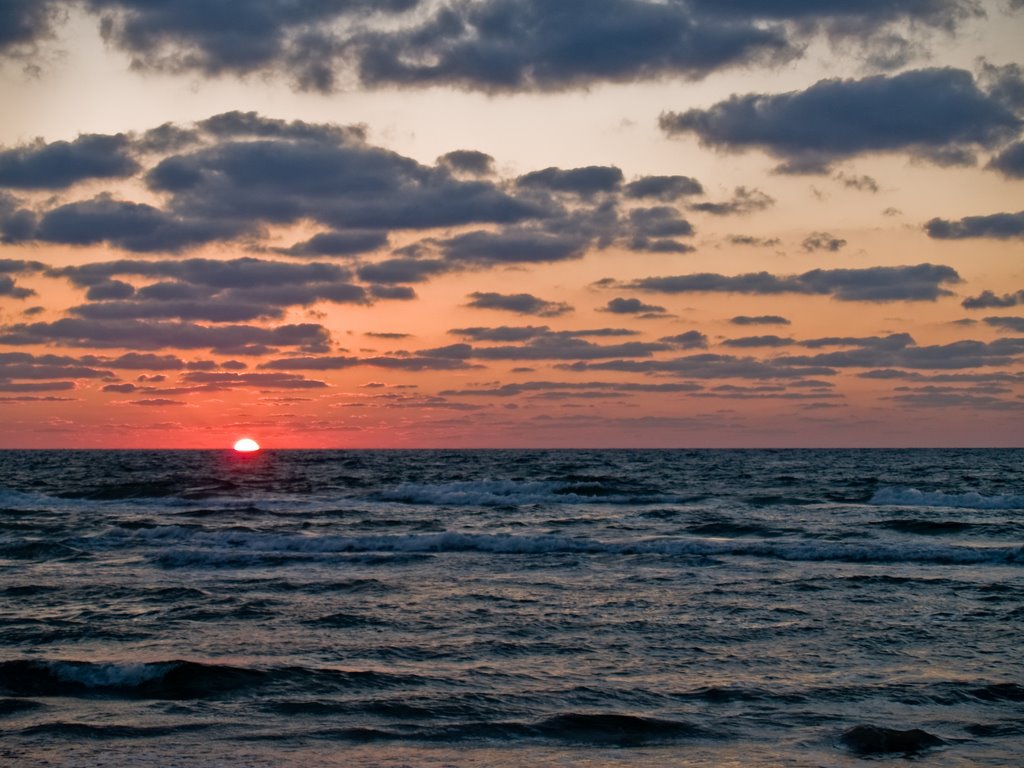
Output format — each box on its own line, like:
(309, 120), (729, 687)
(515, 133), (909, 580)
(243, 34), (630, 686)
(984, 316), (1024, 333)
(802, 231), (847, 252)
(601, 297), (667, 315)
(962, 289), (1024, 309)
(727, 235), (780, 247)
(83, 0), (419, 92)
(49, 257), (368, 322)
(517, 166), (623, 197)
(180, 371), (327, 389)
(731, 315), (790, 325)
(441, 228), (588, 265)
(465, 291), (573, 317)
(660, 331), (708, 349)
(35, 194), (246, 252)
(775, 336), (1024, 370)
(661, 68), (1021, 172)
(0, 192), (40, 243)
(260, 354), (475, 372)
(623, 175), (704, 201)
(356, 0), (793, 92)
(989, 141), (1024, 179)
(722, 335), (795, 348)
(0, 381), (76, 393)
(283, 230), (389, 258)
(421, 336), (668, 361)
(977, 60), (1024, 111)
(629, 264), (960, 302)
(0, 318), (331, 355)
(449, 325), (552, 342)
(925, 210), (1024, 240)
(0, 133), (139, 189)
(130, 399), (186, 407)
(836, 172), (880, 193)
(0, 0), (60, 58)
(357, 258), (450, 284)
(0, 275), (34, 299)
(689, 186), (774, 215)
(558, 354), (836, 380)
(438, 150), (495, 176)
(440, 380), (703, 397)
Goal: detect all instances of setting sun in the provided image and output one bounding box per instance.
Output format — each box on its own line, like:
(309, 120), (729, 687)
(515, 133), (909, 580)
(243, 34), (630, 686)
(233, 438), (261, 452)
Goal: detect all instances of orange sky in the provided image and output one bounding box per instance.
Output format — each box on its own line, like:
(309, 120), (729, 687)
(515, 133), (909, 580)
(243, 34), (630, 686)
(1, 1), (1022, 447)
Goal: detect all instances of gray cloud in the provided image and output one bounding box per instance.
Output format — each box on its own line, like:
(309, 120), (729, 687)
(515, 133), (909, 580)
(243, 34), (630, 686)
(962, 289), (1024, 309)
(984, 316), (1024, 332)
(727, 235), (781, 247)
(802, 231), (847, 252)
(775, 336), (1024, 370)
(440, 380), (703, 397)
(689, 186), (774, 215)
(517, 166), (623, 197)
(661, 68), (1021, 172)
(601, 297), (667, 315)
(629, 264), (961, 302)
(926, 210), (1024, 240)
(624, 175), (704, 201)
(558, 354), (836, 379)
(0, 318), (331, 355)
(282, 230), (389, 258)
(0, 133), (139, 189)
(438, 150), (495, 176)
(260, 354), (475, 372)
(730, 315), (790, 325)
(722, 335), (795, 348)
(0, 275), (35, 299)
(180, 371), (327, 389)
(441, 228), (588, 265)
(660, 331), (708, 349)
(421, 336), (669, 361)
(989, 141), (1024, 179)
(465, 291), (573, 317)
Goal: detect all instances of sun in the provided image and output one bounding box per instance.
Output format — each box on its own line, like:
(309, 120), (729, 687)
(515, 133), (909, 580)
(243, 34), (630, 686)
(233, 438), (261, 452)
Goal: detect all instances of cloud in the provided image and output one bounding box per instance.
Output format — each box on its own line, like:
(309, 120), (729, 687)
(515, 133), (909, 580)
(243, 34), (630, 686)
(558, 354), (836, 379)
(689, 186), (774, 215)
(836, 172), (880, 193)
(661, 68), (1021, 172)
(0, 318), (331, 355)
(727, 235), (780, 247)
(441, 228), (588, 265)
(0, 133), (139, 189)
(660, 331), (708, 349)
(600, 297), (667, 315)
(421, 337), (669, 361)
(356, 0), (793, 92)
(730, 315), (790, 325)
(775, 336), (1024, 370)
(0, 0), (61, 59)
(984, 316), (1024, 332)
(438, 150), (496, 176)
(179, 371), (328, 389)
(629, 264), (960, 302)
(925, 210), (1024, 240)
(623, 175), (703, 201)
(465, 291), (573, 317)
(282, 230), (389, 257)
(962, 289), (1024, 309)
(130, 399), (187, 407)
(260, 355), (475, 372)
(989, 141), (1024, 179)
(0, 275), (35, 299)
(802, 232), (847, 252)
(517, 166), (623, 197)
(440, 380), (703, 397)
(82, 0), (420, 92)
(722, 335), (795, 348)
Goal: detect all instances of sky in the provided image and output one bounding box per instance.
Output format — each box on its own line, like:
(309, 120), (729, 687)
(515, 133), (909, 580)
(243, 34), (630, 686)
(0, 0), (1022, 448)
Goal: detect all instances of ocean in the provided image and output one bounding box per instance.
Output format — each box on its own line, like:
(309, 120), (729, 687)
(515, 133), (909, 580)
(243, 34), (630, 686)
(0, 449), (1021, 766)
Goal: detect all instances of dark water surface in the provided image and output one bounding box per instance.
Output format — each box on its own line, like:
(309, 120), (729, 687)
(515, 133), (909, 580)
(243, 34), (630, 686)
(1, 449), (1022, 766)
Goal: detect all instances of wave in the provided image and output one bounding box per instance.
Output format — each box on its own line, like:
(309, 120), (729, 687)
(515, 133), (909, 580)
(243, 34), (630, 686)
(870, 487), (1024, 510)
(373, 478), (678, 506)
(116, 526), (1024, 567)
(0, 659), (438, 700)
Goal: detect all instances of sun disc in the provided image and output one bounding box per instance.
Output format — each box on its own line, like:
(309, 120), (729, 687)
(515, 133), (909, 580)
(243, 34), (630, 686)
(233, 438), (260, 452)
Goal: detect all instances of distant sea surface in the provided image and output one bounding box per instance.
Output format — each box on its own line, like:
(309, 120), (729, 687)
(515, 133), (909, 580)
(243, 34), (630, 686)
(1, 449), (1022, 767)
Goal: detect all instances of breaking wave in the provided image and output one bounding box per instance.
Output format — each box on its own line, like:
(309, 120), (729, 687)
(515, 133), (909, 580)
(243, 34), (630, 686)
(870, 487), (1024, 510)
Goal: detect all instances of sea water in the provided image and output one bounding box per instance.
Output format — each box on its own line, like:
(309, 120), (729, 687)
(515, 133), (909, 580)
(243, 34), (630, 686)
(0, 449), (1021, 766)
